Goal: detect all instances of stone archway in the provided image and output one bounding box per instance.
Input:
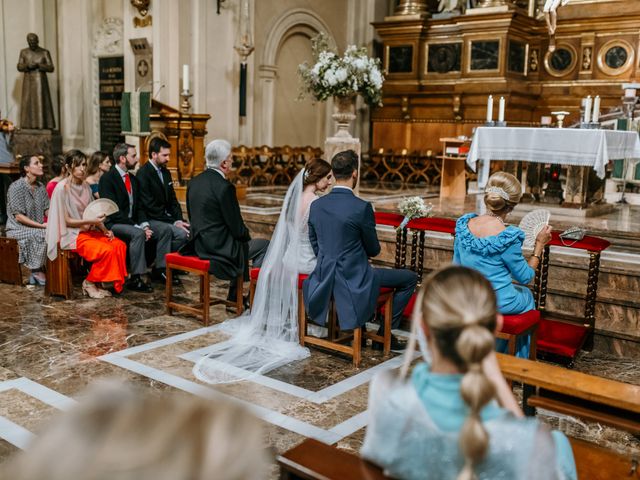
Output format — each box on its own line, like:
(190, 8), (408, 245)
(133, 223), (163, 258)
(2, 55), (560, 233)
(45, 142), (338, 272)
(257, 9), (336, 146)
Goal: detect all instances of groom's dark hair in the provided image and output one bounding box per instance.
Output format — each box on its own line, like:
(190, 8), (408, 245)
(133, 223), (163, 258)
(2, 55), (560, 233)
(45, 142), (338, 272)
(331, 150), (359, 180)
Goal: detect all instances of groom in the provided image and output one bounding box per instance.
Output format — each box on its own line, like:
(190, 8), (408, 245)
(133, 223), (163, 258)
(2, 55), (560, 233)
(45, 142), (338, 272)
(303, 150), (417, 350)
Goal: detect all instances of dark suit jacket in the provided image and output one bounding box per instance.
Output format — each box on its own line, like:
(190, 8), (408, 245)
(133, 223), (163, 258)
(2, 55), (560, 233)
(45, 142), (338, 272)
(98, 166), (148, 228)
(303, 188), (381, 330)
(185, 169), (251, 279)
(136, 161), (183, 223)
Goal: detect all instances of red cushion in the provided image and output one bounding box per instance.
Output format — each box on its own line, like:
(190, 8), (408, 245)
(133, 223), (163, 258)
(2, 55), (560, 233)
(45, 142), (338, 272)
(403, 292), (417, 318)
(374, 212), (404, 228)
(165, 252), (210, 271)
(548, 232), (610, 252)
(298, 274), (309, 290)
(406, 217), (456, 234)
(500, 310), (540, 335)
(250, 267), (260, 281)
(536, 318), (588, 358)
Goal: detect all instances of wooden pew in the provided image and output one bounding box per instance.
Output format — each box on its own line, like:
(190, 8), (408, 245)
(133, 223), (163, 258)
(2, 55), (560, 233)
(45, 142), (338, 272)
(497, 353), (640, 434)
(278, 437), (636, 480)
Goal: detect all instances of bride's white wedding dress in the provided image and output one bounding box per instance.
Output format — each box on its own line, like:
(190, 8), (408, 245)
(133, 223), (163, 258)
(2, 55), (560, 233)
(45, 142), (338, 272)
(193, 170), (316, 384)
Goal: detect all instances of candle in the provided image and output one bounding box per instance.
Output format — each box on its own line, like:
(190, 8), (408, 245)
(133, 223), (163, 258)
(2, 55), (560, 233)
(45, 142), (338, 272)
(182, 64), (189, 92)
(584, 95), (592, 124)
(486, 95), (493, 123)
(592, 95), (601, 123)
(625, 88), (636, 98)
(498, 97), (505, 123)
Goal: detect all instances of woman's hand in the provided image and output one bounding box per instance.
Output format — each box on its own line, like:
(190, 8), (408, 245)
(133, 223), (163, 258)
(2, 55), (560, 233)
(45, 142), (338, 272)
(535, 225), (552, 247)
(104, 230), (114, 241)
(89, 213), (106, 226)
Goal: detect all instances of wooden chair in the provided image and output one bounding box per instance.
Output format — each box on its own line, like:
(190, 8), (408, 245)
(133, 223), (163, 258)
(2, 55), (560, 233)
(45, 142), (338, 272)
(0, 237), (22, 285)
(496, 310), (540, 360)
(277, 437), (637, 480)
(45, 246), (79, 299)
(249, 267), (394, 365)
(165, 252), (243, 326)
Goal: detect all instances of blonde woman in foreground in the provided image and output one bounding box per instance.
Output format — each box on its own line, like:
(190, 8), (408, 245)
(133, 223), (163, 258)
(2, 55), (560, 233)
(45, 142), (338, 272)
(361, 266), (576, 480)
(3, 382), (271, 480)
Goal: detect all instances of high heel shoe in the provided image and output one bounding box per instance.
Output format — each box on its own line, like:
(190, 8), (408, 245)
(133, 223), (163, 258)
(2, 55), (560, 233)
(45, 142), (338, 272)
(82, 280), (109, 299)
(29, 272), (46, 286)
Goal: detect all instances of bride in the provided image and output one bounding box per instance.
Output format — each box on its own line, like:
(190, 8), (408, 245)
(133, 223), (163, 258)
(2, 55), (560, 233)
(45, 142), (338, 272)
(193, 159), (333, 383)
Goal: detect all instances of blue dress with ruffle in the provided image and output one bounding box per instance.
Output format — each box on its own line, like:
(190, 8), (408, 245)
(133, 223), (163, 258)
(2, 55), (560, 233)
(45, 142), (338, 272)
(453, 213), (535, 357)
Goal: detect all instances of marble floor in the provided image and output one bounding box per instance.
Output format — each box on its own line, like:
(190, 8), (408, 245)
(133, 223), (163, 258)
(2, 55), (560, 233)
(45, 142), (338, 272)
(0, 274), (639, 475)
(2, 183), (640, 475)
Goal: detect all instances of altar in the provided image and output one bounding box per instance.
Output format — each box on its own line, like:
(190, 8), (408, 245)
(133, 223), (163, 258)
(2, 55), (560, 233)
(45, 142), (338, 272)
(467, 127), (640, 208)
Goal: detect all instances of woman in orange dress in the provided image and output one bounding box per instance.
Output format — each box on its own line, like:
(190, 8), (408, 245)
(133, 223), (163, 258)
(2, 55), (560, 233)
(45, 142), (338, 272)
(46, 150), (127, 297)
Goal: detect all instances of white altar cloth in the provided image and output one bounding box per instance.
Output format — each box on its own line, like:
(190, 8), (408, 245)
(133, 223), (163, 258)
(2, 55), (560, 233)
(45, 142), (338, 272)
(467, 127), (640, 187)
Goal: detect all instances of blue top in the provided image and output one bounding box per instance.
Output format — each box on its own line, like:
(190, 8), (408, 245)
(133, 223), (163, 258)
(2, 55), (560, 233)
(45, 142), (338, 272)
(89, 183), (99, 196)
(411, 363), (577, 480)
(453, 213), (535, 315)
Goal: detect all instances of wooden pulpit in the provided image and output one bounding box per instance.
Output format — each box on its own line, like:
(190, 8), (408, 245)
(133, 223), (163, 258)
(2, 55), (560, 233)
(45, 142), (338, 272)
(139, 100), (211, 203)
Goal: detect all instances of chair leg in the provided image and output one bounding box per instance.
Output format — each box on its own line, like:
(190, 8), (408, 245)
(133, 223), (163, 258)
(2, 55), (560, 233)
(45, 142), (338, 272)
(298, 289), (306, 346)
(353, 327), (361, 368)
(383, 296), (393, 356)
(508, 335), (517, 356)
(199, 274), (205, 303)
(249, 279), (256, 308)
(529, 326), (538, 361)
(166, 265), (173, 316)
(236, 275), (244, 315)
(203, 272), (210, 326)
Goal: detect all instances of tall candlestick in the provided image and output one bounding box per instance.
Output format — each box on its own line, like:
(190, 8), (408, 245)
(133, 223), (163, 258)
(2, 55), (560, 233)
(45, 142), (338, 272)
(592, 95), (601, 123)
(498, 97), (505, 123)
(486, 95), (493, 123)
(584, 95), (592, 124)
(182, 64), (189, 92)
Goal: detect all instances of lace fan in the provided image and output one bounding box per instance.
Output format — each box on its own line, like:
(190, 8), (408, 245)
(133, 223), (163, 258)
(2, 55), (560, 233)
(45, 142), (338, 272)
(518, 209), (550, 249)
(82, 199), (119, 220)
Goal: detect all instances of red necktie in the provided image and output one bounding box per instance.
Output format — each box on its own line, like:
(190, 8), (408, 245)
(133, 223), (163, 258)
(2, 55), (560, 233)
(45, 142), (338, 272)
(124, 172), (132, 195)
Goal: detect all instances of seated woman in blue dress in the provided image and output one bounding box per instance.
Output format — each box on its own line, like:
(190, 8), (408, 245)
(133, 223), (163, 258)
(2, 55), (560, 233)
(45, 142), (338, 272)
(361, 266), (576, 480)
(453, 171), (551, 358)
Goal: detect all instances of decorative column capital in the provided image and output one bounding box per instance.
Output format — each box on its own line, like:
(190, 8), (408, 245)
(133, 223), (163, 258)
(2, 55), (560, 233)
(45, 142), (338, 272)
(394, 0), (429, 16)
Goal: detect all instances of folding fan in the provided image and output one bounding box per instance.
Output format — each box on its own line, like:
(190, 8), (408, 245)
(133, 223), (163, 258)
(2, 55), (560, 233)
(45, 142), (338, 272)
(82, 199), (119, 220)
(518, 209), (551, 249)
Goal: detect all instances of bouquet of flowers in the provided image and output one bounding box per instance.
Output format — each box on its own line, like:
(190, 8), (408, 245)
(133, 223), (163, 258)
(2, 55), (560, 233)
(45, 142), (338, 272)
(298, 33), (384, 106)
(398, 196), (433, 230)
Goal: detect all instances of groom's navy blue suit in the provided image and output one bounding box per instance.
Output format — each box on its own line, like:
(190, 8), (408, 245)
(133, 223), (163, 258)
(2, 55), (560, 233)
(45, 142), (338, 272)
(303, 187), (417, 330)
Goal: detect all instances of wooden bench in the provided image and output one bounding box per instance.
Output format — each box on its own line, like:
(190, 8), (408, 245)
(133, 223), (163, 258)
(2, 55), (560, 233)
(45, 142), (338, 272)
(0, 237), (22, 285)
(278, 437), (637, 480)
(497, 352), (640, 434)
(45, 246), (80, 299)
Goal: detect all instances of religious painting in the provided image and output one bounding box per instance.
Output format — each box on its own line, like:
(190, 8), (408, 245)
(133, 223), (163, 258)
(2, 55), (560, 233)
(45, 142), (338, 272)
(387, 45), (413, 74)
(597, 39), (634, 76)
(470, 40), (499, 71)
(544, 43), (577, 77)
(426, 43), (461, 74)
(507, 40), (527, 74)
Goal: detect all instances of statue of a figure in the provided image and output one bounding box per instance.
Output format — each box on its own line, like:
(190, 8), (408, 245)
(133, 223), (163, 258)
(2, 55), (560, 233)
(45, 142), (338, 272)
(544, 0), (570, 52)
(438, 0), (466, 13)
(17, 33), (56, 130)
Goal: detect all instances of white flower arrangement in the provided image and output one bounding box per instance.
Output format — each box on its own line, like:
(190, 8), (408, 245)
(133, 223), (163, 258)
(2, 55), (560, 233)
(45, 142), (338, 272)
(298, 34), (384, 106)
(398, 196), (433, 229)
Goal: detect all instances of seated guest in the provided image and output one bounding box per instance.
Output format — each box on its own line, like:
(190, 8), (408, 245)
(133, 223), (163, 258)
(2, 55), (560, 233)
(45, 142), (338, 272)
(453, 171), (551, 358)
(99, 143), (173, 293)
(46, 150), (127, 298)
(6, 155), (48, 285)
(85, 151), (112, 199)
(3, 381), (271, 480)
(136, 137), (189, 284)
(303, 150), (417, 350)
(46, 155), (66, 198)
(361, 266), (577, 480)
(186, 139), (269, 305)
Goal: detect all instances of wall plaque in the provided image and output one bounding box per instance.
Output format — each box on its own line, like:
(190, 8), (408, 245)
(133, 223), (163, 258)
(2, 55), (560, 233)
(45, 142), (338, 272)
(470, 40), (500, 71)
(508, 40), (526, 73)
(427, 43), (461, 74)
(98, 56), (125, 154)
(388, 45), (413, 74)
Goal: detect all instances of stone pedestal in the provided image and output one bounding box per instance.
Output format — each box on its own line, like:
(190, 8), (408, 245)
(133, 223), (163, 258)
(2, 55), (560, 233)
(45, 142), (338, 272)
(12, 129), (63, 171)
(324, 137), (361, 194)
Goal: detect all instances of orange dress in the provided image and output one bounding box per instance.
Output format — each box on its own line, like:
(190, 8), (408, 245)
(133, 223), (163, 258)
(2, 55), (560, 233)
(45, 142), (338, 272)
(76, 230), (127, 293)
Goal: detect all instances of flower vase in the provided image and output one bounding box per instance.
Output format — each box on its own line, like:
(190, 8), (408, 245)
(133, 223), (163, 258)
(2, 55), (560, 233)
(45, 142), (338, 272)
(331, 94), (357, 139)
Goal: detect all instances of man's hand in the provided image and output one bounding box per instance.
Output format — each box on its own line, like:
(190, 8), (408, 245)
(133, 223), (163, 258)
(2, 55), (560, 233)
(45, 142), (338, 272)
(144, 227), (153, 241)
(174, 220), (190, 235)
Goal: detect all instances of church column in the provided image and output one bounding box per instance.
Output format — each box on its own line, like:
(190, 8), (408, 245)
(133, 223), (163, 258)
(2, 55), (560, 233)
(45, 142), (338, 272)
(256, 66), (277, 146)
